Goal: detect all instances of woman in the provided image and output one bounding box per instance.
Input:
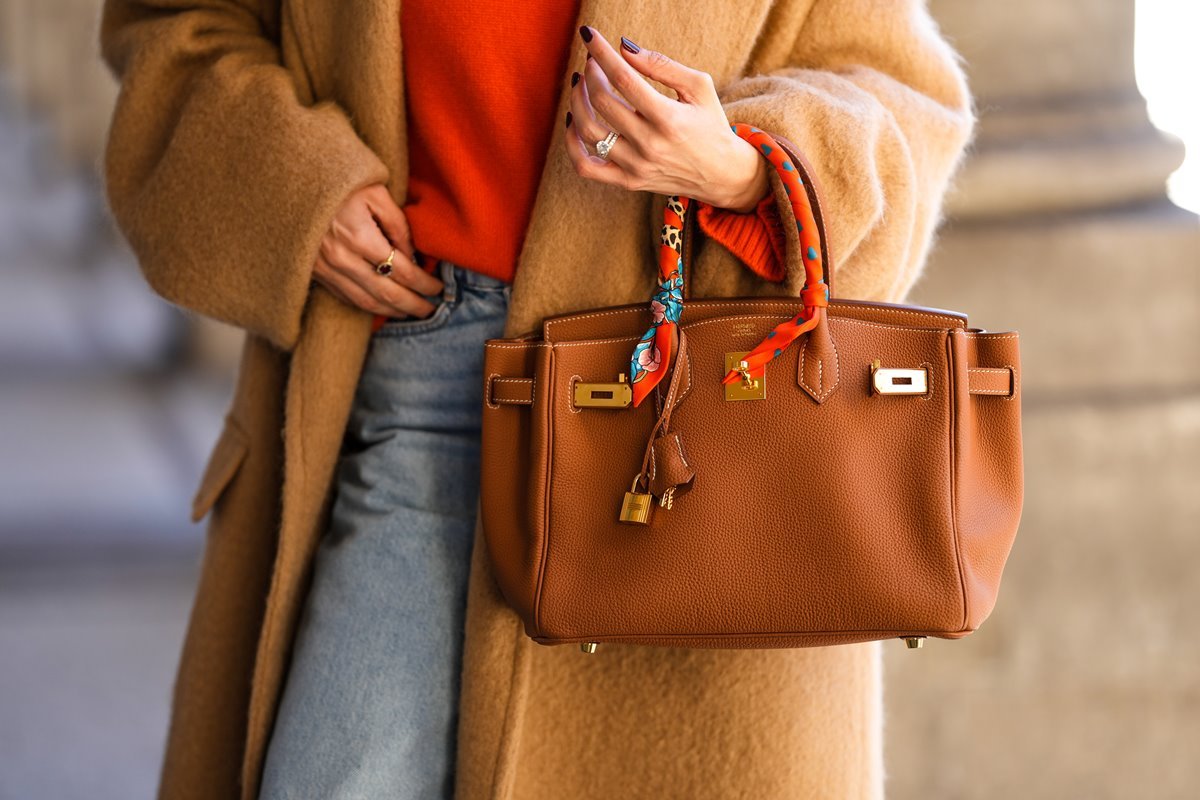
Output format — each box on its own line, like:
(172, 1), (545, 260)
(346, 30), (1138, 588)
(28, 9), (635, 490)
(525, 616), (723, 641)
(99, 1), (973, 798)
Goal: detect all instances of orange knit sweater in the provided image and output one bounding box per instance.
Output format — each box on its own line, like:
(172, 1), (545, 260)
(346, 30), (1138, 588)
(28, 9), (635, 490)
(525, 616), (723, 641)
(382, 1), (784, 328)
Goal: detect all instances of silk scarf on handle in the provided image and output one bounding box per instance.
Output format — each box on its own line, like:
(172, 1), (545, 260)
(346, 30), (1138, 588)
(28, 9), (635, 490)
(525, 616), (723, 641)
(628, 123), (830, 407)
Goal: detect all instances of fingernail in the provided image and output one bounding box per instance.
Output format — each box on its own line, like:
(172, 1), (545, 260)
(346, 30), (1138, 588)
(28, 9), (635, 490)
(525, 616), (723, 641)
(571, 71), (580, 87)
(579, 25), (592, 43)
(565, 111), (573, 128)
(620, 36), (640, 54)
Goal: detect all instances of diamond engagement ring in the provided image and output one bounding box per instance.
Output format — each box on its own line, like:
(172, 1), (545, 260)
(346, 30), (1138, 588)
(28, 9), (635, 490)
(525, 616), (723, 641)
(595, 130), (620, 160)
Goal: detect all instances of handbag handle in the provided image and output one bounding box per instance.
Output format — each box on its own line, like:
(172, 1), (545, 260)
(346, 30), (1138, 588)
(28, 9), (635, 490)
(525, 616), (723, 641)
(627, 124), (836, 407)
(679, 131), (835, 300)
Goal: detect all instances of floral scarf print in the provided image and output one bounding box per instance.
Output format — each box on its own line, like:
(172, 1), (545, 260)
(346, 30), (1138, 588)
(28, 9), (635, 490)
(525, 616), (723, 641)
(628, 123), (829, 406)
(628, 195), (689, 406)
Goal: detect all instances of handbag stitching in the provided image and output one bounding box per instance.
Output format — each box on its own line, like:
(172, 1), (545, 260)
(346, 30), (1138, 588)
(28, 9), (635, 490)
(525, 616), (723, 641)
(544, 302), (966, 339)
(566, 375), (583, 414)
(1002, 363), (1018, 402)
(484, 373), (502, 409)
(531, 352), (555, 638)
(490, 377), (535, 406)
(545, 302), (965, 336)
(946, 334), (971, 632)
(797, 331), (841, 402)
(675, 341), (694, 408)
(673, 432), (692, 473)
(554, 336), (640, 348)
(678, 313), (952, 338)
(830, 317), (953, 336)
(485, 342), (551, 350)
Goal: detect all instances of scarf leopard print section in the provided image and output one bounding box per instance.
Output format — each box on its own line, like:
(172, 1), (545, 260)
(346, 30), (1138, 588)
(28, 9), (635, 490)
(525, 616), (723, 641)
(628, 123), (829, 406)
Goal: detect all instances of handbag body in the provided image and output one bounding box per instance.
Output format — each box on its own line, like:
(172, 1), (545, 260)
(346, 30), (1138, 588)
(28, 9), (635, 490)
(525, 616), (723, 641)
(479, 134), (1022, 650)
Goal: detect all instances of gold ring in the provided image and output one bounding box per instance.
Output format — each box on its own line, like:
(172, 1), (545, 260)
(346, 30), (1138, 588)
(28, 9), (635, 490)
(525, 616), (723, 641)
(375, 248), (396, 276)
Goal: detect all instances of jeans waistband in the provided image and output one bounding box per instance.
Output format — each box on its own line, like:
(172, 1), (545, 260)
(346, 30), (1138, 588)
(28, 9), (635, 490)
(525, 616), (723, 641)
(433, 259), (511, 296)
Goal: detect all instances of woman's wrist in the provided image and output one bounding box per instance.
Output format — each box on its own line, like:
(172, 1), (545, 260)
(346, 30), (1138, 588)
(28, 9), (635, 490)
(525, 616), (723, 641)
(713, 133), (772, 213)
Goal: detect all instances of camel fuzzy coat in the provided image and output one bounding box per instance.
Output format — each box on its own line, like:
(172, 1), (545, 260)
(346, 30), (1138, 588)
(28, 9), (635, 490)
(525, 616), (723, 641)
(98, 1), (973, 797)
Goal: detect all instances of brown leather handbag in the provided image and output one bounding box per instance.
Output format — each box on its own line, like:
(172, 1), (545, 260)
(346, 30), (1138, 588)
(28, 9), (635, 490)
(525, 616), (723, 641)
(479, 130), (1022, 652)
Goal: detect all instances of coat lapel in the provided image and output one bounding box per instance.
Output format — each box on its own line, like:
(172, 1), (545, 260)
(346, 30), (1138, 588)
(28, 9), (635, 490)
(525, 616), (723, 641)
(246, 1), (779, 797)
(240, 3), (406, 797)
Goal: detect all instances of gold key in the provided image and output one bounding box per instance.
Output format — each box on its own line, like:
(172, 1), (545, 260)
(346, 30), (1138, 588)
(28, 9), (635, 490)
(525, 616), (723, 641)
(618, 475), (653, 524)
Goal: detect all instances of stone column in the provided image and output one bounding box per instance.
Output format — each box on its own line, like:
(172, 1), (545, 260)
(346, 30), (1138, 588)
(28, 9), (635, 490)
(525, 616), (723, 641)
(886, 2), (1200, 798)
(0, 0), (118, 166)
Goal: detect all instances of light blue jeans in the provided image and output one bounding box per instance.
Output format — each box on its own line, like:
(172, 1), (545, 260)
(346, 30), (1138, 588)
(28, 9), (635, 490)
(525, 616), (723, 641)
(258, 260), (511, 799)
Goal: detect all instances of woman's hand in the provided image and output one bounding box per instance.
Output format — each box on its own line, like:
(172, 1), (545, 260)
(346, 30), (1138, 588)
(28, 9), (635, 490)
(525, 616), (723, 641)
(312, 184), (445, 318)
(566, 26), (770, 213)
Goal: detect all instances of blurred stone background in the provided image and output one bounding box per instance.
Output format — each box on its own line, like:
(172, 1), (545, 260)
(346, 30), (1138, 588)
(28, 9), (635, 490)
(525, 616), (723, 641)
(894, 1), (1199, 798)
(0, 1), (1195, 799)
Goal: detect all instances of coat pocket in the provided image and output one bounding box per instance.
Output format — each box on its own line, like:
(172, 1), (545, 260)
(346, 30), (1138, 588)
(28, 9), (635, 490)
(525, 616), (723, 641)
(191, 416), (251, 523)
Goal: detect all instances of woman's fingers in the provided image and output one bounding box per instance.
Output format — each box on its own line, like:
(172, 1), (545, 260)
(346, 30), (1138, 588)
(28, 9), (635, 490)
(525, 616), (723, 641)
(342, 251), (439, 319)
(313, 254), (394, 316)
(364, 185), (419, 265)
(616, 37), (719, 106)
(565, 103), (634, 190)
(384, 250), (445, 298)
(578, 26), (670, 122)
(354, 215), (445, 298)
(358, 184), (444, 296)
(313, 183), (447, 317)
(569, 73), (640, 169)
(318, 228), (437, 318)
(579, 55), (651, 146)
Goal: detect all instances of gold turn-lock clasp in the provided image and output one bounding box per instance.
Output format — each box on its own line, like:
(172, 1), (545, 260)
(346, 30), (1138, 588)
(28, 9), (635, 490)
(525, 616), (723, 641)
(618, 475), (654, 525)
(573, 374), (632, 409)
(724, 352), (766, 401)
(871, 359), (928, 396)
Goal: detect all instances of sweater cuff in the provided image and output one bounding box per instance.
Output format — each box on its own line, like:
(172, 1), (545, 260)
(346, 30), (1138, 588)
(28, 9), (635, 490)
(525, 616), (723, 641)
(694, 192), (788, 282)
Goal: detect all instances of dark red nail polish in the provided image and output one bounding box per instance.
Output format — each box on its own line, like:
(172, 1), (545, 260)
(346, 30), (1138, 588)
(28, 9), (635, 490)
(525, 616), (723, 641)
(579, 25), (593, 43)
(571, 71), (580, 87)
(620, 36), (640, 54)
(565, 111), (573, 128)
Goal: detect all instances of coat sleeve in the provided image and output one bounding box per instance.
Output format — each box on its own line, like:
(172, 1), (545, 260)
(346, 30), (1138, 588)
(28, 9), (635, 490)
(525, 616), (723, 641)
(98, 0), (390, 351)
(712, 0), (975, 302)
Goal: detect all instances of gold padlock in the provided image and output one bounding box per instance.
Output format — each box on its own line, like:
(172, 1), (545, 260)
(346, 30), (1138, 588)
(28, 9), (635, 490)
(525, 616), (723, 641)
(618, 475), (653, 524)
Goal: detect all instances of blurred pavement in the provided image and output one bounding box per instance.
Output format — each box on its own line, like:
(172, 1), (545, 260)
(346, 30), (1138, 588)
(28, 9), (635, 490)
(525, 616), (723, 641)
(0, 78), (224, 800)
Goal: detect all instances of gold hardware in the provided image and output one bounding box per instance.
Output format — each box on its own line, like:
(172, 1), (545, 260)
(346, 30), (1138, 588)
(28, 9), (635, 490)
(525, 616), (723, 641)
(619, 475), (654, 524)
(871, 360), (928, 396)
(737, 360), (755, 388)
(573, 374), (632, 409)
(902, 636), (925, 649)
(724, 352), (766, 401)
(580, 642), (599, 654)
